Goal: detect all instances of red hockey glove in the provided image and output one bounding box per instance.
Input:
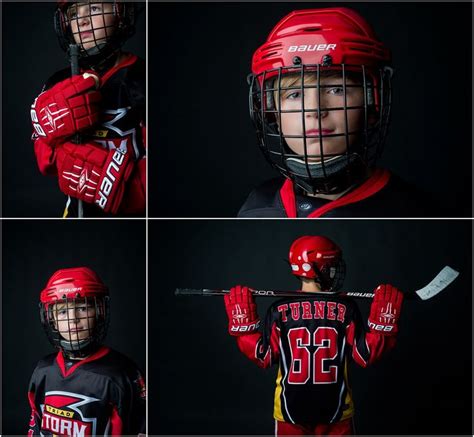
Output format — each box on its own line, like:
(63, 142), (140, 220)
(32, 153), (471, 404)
(118, 157), (146, 215)
(368, 284), (404, 335)
(56, 141), (134, 214)
(31, 73), (101, 146)
(224, 285), (260, 336)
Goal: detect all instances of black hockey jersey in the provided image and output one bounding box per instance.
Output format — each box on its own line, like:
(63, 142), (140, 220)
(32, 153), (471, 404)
(238, 169), (437, 218)
(235, 295), (396, 426)
(28, 347), (146, 436)
(34, 53), (146, 218)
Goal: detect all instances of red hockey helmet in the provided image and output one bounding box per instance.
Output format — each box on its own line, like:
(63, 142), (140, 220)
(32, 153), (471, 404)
(289, 235), (345, 291)
(249, 8), (393, 195)
(40, 267), (110, 357)
(54, 1), (138, 69)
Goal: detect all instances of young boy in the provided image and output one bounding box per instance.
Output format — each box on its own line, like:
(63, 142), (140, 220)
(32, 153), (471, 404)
(240, 7), (429, 217)
(224, 235), (403, 435)
(30, 1), (146, 217)
(28, 267), (146, 435)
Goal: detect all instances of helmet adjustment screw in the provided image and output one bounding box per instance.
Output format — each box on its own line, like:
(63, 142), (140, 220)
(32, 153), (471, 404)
(322, 55), (333, 66)
(292, 56), (302, 65)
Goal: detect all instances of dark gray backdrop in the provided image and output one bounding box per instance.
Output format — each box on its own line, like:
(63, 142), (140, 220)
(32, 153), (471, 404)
(2, 220), (146, 434)
(149, 2), (472, 218)
(2, 1), (146, 218)
(150, 219), (472, 435)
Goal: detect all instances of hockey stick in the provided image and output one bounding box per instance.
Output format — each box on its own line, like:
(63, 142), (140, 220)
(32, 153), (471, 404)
(69, 44), (84, 218)
(175, 266), (459, 301)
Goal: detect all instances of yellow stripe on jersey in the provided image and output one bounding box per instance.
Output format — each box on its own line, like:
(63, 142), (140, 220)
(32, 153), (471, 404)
(341, 357), (355, 421)
(273, 366), (285, 422)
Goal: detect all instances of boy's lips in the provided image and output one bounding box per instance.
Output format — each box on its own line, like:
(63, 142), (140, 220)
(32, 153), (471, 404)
(305, 129), (334, 136)
(80, 31), (93, 39)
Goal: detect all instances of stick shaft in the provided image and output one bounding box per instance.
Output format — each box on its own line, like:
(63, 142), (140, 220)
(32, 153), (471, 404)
(69, 44), (83, 218)
(176, 288), (375, 299)
(175, 266), (459, 301)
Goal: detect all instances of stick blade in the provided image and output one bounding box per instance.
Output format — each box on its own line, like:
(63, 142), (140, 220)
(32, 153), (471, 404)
(415, 266), (459, 300)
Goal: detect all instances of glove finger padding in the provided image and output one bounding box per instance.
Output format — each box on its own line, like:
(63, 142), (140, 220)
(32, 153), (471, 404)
(56, 141), (135, 214)
(224, 285), (260, 336)
(368, 284), (404, 335)
(31, 74), (101, 145)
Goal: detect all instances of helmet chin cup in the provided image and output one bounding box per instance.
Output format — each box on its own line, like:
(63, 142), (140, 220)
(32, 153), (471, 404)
(285, 154), (359, 178)
(284, 154), (368, 196)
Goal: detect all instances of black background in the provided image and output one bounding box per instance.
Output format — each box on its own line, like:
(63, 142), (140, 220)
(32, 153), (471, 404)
(2, 2), (146, 218)
(149, 2), (472, 218)
(2, 220), (146, 434)
(150, 219), (472, 435)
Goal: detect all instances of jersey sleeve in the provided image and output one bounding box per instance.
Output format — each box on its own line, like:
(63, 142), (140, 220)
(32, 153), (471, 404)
(235, 304), (281, 368)
(111, 364), (146, 435)
(345, 302), (396, 367)
(27, 368), (42, 436)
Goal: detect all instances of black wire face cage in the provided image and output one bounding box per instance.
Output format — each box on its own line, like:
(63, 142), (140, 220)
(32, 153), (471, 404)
(54, 1), (136, 66)
(40, 296), (110, 358)
(249, 63), (393, 195)
(314, 259), (346, 292)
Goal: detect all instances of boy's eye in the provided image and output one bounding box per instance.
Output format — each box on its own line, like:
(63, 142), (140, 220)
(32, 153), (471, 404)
(91, 5), (102, 14)
(327, 86), (344, 96)
(284, 90), (302, 100)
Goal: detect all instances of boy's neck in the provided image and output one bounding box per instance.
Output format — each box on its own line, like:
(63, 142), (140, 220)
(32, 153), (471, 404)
(301, 280), (322, 293)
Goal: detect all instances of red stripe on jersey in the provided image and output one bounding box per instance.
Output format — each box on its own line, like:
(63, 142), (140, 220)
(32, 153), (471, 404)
(279, 179), (297, 218)
(110, 404), (124, 435)
(279, 169), (391, 218)
(100, 53), (138, 85)
(28, 390), (40, 433)
(55, 346), (110, 378)
(346, 322), (367, 367)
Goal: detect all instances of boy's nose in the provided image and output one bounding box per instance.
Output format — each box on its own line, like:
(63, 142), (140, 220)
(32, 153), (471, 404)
(304, 90), (328, 116)
(77, 7), (91, 25)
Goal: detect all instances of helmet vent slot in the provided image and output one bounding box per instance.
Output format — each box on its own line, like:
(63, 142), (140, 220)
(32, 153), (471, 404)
(262, 51), (278, 59)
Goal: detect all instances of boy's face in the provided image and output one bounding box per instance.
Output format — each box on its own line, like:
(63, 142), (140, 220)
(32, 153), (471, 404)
(53, 299), (97, 342)
(68, 2), (116, 51)
(275, 73), (367, 159)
